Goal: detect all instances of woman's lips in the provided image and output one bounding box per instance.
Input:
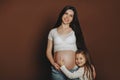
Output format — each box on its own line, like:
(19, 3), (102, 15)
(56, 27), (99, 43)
(64, 18), (69, 22)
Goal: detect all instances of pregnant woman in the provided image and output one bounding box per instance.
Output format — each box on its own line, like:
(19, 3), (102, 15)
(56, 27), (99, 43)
(46, 5), (87, 80)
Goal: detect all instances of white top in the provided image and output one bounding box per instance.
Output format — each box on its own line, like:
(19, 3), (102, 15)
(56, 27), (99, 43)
(48, 28), (77, 52)
(60, 65), (89, 80)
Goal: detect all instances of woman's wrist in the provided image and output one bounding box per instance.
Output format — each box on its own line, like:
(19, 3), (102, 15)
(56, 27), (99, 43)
(52, 62), (58, 67)
(51, 62), (55, 66)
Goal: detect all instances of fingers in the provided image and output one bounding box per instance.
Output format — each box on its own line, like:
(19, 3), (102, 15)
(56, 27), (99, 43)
(54, 63), (60, 70)
(60, 56), (62, 61)
(60, 57), (63, 62)
(59, 56), (64, 66)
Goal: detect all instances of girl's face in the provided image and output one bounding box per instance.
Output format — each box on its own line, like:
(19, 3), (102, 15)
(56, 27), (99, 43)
(75, 53), (86, 67)
(62, 9), (74, 24)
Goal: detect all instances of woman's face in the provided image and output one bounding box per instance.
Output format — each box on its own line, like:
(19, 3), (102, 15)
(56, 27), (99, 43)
(75, 53), (86, 67)
(62, 9), (74, 24)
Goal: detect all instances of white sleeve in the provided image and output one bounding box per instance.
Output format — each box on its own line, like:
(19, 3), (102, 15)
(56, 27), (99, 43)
(60, 65), (84, 79)
(48, 29), (53, 40)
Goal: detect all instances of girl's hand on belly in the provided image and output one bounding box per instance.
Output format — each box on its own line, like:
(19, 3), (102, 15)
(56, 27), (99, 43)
(59, 56), (64, 66)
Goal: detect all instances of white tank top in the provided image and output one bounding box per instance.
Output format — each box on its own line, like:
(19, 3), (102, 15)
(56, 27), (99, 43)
(48, 28), (77, 53)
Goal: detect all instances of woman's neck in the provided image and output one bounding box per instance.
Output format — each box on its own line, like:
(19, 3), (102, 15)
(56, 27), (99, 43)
(61, 23), (70, 29)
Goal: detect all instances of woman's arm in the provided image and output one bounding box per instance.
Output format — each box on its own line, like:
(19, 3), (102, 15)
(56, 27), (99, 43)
(46, 39), (60, 70)
(60, 65), (84, 79)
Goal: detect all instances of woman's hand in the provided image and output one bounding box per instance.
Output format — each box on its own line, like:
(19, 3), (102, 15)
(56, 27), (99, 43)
(53, 63), (60, 70)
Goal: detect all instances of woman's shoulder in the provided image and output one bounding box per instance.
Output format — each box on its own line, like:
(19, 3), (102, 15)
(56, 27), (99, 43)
(49, 28), (57, 32)
(51, 28), (57, 30)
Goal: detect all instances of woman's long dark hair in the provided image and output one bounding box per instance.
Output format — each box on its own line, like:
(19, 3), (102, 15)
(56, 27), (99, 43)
(53, 5), (88, 51)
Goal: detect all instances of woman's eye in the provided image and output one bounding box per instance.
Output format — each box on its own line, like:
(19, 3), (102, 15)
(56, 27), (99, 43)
(65, 12), (68, 15)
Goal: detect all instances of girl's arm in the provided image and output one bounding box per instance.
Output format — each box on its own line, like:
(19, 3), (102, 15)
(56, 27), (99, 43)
(60, 65), (84, 79)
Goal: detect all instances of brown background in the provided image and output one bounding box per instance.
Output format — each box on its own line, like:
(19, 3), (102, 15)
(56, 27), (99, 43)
(0, 0), (120, 80)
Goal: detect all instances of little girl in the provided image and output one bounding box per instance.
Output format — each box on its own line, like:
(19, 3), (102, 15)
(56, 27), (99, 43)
(59, 50), (96, 80)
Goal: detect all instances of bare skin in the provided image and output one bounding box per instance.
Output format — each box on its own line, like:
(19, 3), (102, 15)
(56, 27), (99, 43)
(54, 50), (76, 70)
(46, 39), (76, 70)
(46, 8), (97, 79)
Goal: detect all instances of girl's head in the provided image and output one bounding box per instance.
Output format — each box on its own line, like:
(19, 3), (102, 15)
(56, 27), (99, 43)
(75, 50), (92, 67)
(76, 50), (94, 80)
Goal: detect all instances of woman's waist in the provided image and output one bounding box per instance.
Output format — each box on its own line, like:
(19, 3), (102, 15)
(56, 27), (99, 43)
(54, 50), (75, 59)
(54, 50), (75, 55)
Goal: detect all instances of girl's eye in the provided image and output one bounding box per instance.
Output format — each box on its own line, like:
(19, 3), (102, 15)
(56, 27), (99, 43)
(76, 58), (78, 60)
(80, 58), (82, 60)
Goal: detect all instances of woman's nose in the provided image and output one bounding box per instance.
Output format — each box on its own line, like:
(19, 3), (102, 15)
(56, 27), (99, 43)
(66, 15), (69, 18)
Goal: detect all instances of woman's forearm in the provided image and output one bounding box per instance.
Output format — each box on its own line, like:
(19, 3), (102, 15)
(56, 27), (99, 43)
(46, 51), (55, 66)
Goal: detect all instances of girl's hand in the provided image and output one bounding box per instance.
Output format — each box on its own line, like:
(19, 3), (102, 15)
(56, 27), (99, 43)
(59, 56), (64, 66)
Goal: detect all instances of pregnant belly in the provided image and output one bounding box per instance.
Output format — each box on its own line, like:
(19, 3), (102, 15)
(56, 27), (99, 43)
(54, 50), (76, 70)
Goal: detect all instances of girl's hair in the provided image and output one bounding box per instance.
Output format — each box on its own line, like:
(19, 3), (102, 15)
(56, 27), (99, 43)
(76, 49), (94, 80)
(53, 5), (88, 52)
